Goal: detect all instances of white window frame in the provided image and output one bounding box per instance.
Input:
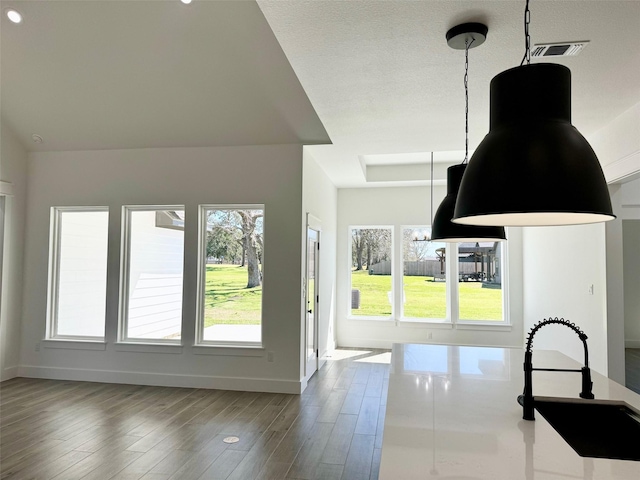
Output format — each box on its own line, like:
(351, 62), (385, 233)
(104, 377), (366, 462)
(352, 226), (511, 328)
(118, 205), (185, 345)
(46, 206), (109, 341)
(399, 225), (450, 324)
(195, 204), (264, 348)
(347, 225), (394, 321)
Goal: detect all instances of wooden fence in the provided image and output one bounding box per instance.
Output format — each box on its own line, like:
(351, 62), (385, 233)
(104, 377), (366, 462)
(366, 260), (484, 276)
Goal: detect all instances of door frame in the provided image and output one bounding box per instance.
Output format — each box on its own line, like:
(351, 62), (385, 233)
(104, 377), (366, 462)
(304, 213), (321, 381)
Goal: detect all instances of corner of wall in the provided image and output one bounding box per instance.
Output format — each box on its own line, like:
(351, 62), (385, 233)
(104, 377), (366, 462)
(0, 121), (29, 381)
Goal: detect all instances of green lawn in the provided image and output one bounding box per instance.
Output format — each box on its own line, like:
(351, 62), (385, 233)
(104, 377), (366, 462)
(203, 264), (262, 327)
(204, 265), (502, 327)
(351, 270), (502, 320)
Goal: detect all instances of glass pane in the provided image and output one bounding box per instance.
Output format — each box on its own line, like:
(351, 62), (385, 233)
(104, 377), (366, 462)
(350, 228), (392, 317)
(458, 241), (503, 321)
(55, 210), (109, 337)
(402, 227), (447, 319)
(307, 228), (317, 362)
(126, 209), (184, 340)
(202, 208), (263, 343)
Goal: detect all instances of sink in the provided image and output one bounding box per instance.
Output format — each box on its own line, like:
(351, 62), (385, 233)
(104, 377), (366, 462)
(534, 396), (640, 461)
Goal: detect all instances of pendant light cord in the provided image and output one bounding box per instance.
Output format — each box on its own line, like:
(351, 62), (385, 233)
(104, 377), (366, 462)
(520, 0), (531, 66)
(463, 37), (475, 164)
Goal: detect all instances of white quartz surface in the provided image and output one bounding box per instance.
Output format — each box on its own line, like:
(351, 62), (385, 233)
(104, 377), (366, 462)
(379, 344), (640, 479)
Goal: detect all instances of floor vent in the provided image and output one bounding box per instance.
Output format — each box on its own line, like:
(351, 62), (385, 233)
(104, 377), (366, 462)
(531, 41), (589, 57)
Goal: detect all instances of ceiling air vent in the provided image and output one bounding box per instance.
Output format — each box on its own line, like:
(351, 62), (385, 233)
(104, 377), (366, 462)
(531, 41), (589, 57)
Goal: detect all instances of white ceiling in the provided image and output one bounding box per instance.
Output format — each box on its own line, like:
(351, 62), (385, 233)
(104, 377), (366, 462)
(2, 1), (639, 188)
(0, 0), (330, 151)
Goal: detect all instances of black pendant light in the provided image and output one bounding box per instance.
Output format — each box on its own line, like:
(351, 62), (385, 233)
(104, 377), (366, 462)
(431, 23), (506, 242)
(452, 0), (615, 227)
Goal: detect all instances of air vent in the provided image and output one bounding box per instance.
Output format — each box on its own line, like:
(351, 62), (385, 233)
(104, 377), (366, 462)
(531, 41), (589, 57)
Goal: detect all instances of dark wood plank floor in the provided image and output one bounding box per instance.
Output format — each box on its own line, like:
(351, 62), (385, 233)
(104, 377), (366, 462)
(625, 348), (640, 394)
(0, 349), (390, 480)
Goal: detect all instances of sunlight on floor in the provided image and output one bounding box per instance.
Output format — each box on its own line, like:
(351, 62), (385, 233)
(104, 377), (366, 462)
(326, 349), (392, 364)
(326, 349), (372, 360)
(355, 352), (392, 364)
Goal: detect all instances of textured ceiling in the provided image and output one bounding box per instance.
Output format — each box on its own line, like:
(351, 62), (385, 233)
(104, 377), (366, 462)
(257, 0), (640, 186)
(2, 1), (639, 188)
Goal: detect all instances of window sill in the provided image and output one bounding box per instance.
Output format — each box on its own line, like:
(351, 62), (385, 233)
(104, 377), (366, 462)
(398, 320), (453, 329)
(192, 344), (265, 356)
(346, 316), (393, 322)
(455, 322), (512, 331)
(114, 342), (183, 354)
(42, 339), (107, 351)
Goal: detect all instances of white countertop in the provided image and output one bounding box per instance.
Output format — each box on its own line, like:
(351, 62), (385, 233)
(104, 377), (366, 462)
(379, 343), (640, 480)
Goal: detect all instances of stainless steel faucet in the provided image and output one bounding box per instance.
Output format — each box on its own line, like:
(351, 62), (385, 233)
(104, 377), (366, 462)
(518, 317), (594, 420)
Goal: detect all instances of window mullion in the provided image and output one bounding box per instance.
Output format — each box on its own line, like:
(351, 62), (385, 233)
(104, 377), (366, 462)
(447, 243), (459, 324)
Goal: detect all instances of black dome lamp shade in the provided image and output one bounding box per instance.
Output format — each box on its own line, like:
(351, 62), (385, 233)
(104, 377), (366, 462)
(452, 0), (615, 227)
(431, 22), (506, 242)
(432, 163), (506, 242)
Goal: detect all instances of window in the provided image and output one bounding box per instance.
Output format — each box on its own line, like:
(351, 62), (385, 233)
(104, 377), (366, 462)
(349, 227), (393, 318)
(402, 227), (447, 321)
(197, 206), (264, 345)
(347, 226), (509, 326)
(47, 207), (109, 339)
(457, 241), (505, 322)
(120, 207), (185, 343)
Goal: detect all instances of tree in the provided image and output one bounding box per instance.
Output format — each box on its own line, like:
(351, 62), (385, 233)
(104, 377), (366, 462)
(206, 225), (241, 263)
(351, 228), (391, 271)
(237, 210), (263, 288)
(206, 209), (263, 288)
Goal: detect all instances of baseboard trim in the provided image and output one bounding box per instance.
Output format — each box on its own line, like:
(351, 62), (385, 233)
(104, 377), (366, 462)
(1, 366), (19, 382)
(625, 340), (640, 349)
(17, 365), (303, 394)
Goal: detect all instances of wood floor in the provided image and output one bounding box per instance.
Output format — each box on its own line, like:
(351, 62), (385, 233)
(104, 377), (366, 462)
(0, 349), (390, 480)
(625, 348), (640, 394)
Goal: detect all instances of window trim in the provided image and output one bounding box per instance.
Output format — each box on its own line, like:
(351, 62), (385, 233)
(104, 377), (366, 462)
(118, 205), (186, 345)
(195, 204), (265, 348)
(346, 225), (511, 327)
(46, 206), (109, 341)
(347, 225), (395, 321)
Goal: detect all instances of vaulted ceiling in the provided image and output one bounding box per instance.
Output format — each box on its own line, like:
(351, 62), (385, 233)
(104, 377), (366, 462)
(2, 1), (639, 187)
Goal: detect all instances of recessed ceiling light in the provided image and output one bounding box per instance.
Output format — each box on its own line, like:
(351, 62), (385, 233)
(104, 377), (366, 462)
(180, 0), (193, 5)
(5, 8), (23, 24)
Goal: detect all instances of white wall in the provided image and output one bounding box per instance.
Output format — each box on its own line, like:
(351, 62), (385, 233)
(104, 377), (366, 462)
(620, 177), (640, 348)
(522, 224), (609, 376)
(336, 186), (524, 349)
(20, 145), (305, 393)
(606, 185), (626, 384)
(590, 101), (640, 184)
(590, 104), (640, 381)
(302, 148), (338, 379)
(623, 220), (640, 348)
(0, 122), (28, 381)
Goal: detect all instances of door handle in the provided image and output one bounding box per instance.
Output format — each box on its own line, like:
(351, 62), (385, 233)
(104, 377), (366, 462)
(307, 310), (312, 314)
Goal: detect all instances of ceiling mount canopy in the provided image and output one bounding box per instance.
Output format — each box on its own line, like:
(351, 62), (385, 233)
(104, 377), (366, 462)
(431, 23), (506, 242)
(452, 0), (615, 227)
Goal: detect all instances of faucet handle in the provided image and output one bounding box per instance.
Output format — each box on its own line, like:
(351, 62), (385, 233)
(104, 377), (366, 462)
(580, 367), (595, 399)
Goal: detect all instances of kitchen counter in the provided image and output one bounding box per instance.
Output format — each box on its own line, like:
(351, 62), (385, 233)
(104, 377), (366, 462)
(379, 343), (640, 479)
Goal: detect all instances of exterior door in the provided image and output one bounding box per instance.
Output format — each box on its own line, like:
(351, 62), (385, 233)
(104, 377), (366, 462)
(305, 224), (320, 378)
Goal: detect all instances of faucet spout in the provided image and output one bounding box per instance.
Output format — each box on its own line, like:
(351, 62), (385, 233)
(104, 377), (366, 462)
(518, 317), (594, 421)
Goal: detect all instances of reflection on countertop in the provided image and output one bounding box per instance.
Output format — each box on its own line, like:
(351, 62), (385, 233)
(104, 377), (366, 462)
(380, 343), (640, 480)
